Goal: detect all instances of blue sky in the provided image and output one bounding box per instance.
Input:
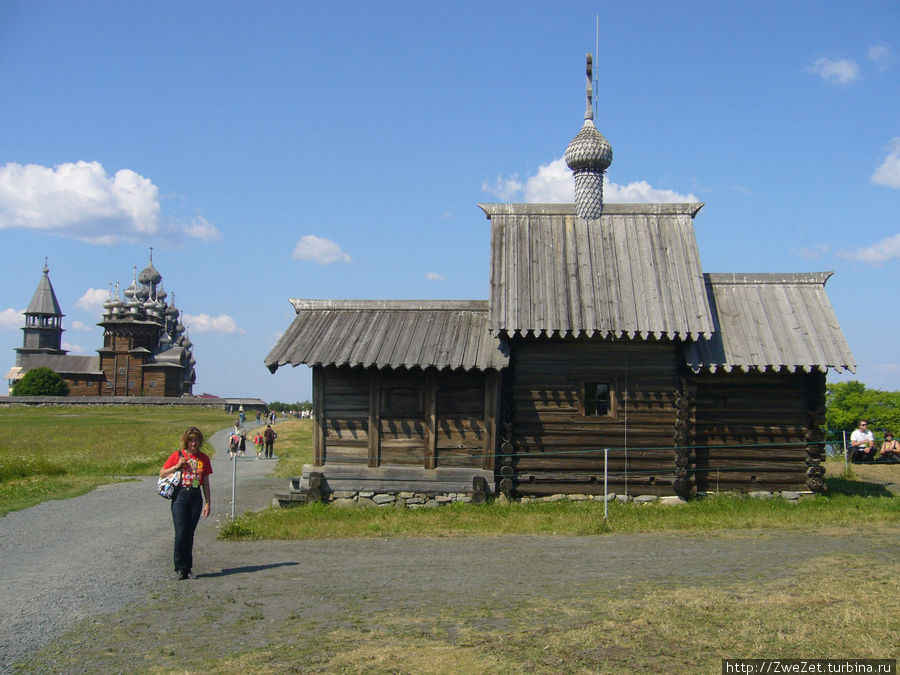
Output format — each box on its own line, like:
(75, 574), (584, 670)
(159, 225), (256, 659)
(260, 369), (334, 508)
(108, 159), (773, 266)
(1, 1), (898, 402)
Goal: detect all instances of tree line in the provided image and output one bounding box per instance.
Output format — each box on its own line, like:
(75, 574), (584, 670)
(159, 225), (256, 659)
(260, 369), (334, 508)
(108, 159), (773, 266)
(825, 380), (900, 438)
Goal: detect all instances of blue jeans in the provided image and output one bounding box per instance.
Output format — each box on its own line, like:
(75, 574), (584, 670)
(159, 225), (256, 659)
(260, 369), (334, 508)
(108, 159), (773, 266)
(171, 487), (203, 573)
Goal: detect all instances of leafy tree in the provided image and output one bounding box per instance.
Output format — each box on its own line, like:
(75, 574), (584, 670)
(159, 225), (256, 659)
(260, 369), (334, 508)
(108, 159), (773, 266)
(12, 367), (69, 396)
(826, 380), (900, 438)
(267, 400), (312, 413)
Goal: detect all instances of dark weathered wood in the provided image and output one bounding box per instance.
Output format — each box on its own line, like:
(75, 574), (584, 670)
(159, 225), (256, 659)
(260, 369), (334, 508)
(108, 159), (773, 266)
(313, 367), (325, 466)
(483, 370), (500, 471)
(424, 371), (437, 469)
(368, 372), (379, 467)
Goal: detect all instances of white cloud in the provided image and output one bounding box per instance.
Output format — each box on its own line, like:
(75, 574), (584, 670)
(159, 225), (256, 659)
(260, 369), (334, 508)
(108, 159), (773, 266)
(838, 233), (900, 265)
(606, 180), (699, 203)
(0, 308), (24, 330)
(70, 320), (94, 332)
(292, 235), (352, 264)
(482, 156), (698, 204)
(185, 215), (221, 241)
(182, 313), (245, 334)
(425, 272), (445, 281)
(0, 161), (161, 244)
(867, 45), (894, 71)
(795, 243), (830, 260)
(872, 137), (900, 188)
(806, 56), (860, 86)
(481, 174), (525, 201)
(75, 288), (109, 314)
(61, 341), (84, 354)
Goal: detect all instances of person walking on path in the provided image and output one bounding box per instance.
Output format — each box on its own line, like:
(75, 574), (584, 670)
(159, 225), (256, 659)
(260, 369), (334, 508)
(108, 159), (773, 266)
(264, 424), (277, 459)
(239, 430), (247, 458)
(159, 426), (213, 580)
(253, 431), (264, 459)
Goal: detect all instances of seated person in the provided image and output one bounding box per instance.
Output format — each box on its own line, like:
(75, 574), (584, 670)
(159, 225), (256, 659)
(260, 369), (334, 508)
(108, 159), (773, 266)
(879, 431), (900, 462)
(850, 420), (876, 462)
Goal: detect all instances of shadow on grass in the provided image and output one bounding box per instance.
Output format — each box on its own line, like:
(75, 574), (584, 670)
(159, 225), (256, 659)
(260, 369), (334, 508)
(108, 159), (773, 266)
(197, 561), (300, 578)
(826, 477), (895, 498)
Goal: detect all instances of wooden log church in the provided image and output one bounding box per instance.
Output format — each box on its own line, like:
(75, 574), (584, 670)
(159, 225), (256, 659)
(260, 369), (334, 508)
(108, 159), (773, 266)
(266, 56), (854, 500)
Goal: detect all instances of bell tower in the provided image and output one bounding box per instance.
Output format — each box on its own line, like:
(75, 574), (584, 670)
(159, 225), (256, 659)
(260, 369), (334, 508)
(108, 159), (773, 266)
(15, 261), (67, 366)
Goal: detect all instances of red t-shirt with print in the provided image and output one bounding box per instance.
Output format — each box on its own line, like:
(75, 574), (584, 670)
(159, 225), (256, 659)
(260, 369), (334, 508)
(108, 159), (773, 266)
(163, 451), (213, 488)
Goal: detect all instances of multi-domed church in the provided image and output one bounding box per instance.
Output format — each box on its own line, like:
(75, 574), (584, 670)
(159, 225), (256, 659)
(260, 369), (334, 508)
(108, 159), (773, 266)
(7, 254), (196, 397)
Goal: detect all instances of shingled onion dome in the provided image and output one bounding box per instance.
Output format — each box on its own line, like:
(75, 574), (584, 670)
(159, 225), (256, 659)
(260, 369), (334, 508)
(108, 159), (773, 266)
(565, 53), (612, 220)
(138, 248), (162, 286)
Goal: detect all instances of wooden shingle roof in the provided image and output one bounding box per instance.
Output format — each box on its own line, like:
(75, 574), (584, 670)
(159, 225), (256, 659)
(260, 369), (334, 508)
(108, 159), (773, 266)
(483, 203), (714, 340)
(26, 268), (63, 316)
(683, 273), (856, 374)
(265, 300), (508, 372)
(19, 354), (102, 375)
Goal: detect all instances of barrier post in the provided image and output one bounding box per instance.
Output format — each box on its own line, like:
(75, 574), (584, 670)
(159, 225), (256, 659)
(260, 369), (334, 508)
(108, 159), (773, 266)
(231, 450), (237, 520)
(843, 430), (849, 471)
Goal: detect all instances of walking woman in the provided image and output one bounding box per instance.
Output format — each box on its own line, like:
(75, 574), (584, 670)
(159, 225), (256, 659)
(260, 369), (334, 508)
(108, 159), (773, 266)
(159, 427), (213, 579)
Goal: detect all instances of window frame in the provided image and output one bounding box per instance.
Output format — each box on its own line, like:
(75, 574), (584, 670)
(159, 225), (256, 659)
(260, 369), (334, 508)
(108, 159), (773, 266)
(579, 379), (617, 419)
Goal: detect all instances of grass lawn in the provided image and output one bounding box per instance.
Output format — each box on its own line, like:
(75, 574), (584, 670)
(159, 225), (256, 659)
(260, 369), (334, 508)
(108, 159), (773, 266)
(221, 422), (900, 540)
(0, 405), (233, 515)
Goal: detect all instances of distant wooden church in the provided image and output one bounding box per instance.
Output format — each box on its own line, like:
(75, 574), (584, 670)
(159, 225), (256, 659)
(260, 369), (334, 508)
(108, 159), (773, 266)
(7, 255), (196, 397)
(266, 57), (854, 498)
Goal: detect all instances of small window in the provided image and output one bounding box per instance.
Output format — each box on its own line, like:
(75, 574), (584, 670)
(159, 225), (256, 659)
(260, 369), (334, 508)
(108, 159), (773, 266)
(584, 382), (613, 417)
(380, 386), (424, 416)
(118, 367), (125, 375)
(148, 381), (156, 388)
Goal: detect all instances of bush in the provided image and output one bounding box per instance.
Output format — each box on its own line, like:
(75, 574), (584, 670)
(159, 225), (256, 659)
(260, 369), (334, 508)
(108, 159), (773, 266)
(12, 367), (69, 396)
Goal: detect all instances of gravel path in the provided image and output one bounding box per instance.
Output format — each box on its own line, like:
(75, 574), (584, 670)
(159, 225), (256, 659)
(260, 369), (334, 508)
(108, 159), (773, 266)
(2, 424), (899, 672)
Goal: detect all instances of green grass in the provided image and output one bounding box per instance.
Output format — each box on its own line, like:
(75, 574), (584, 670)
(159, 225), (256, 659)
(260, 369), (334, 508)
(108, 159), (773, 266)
(220, 489), (900, 540)
(0, 405), (232, 515)
(264, 418), (313, 478)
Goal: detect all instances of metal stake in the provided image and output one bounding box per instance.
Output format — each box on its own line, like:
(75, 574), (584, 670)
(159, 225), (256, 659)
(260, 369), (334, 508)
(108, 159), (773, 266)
(231, 448), (237, 520)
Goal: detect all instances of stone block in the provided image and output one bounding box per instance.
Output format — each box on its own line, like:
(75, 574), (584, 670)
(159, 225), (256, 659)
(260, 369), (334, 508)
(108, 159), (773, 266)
(658, 496), (687, 506)
(748, 491), (773, 499)
(569, 494), (590, 501)
(780, 491), (802, 501)
(356, 497), (376, 508)
(332, 490), (357, 499)
(331, 498), (357, 508)
(435, 495), (452, 503)
(423, 499), (440, 508)
(373, 494), (395, 504)
(615, 494), (633, 503)
(634, 495), (658, 504)
(543, 494), (566, 502)
(358, 491), (375, 498)
(398, 492), (415, 499)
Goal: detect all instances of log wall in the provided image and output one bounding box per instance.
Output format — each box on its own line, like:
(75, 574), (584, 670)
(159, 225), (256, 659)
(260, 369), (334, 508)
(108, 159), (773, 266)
(505, 338), (681, 496)
(691, 371), (826, 493)
(315, 366), (497, 473)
